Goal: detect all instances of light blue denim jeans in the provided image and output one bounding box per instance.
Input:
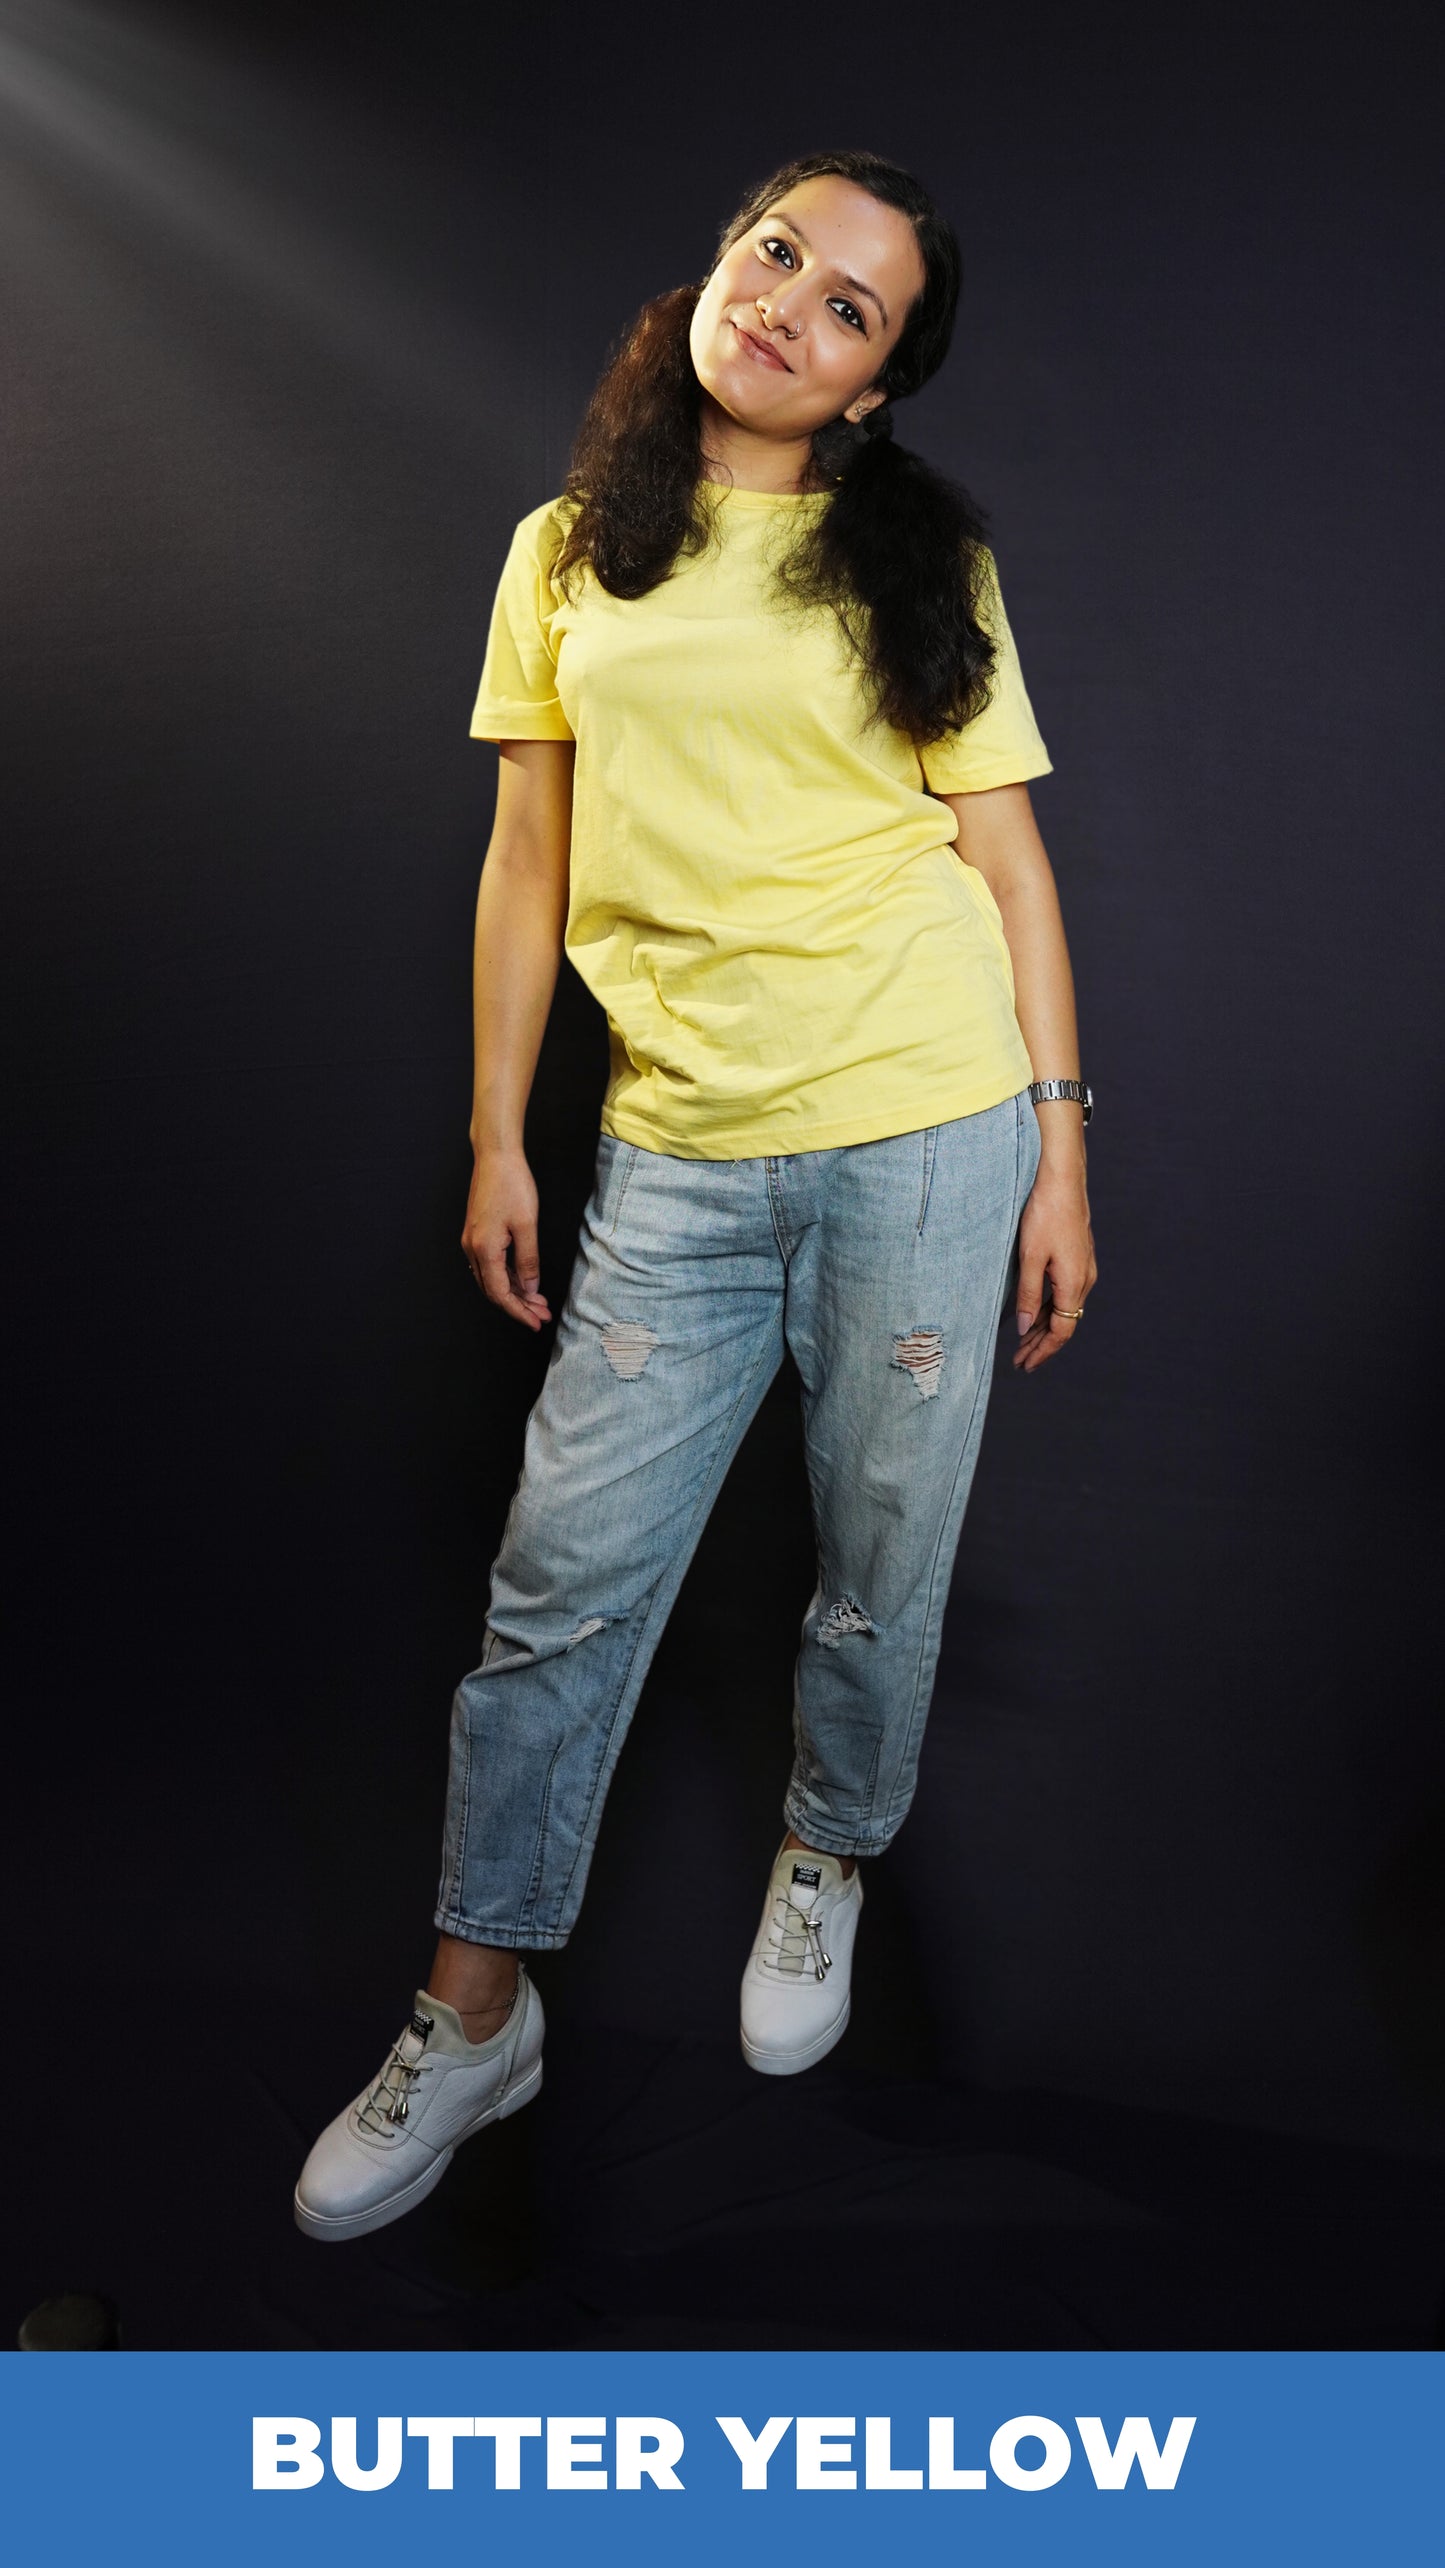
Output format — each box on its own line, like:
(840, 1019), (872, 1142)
(434, 1088), (1042, 1949)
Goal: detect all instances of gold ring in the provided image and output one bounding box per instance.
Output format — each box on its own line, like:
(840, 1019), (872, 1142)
(1051, 1305), (1085, 1322)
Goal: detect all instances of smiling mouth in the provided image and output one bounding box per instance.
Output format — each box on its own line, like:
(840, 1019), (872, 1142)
(732, 320), (791, 372)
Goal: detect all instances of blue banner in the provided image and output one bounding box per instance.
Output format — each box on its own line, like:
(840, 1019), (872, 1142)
(3, 2349), (1439, 2563)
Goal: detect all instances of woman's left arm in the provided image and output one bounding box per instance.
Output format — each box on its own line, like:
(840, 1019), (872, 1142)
(937, 780), (1098, 1373)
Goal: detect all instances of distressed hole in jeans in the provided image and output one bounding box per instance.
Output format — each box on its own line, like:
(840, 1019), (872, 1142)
(818, 1592), (878, 1649)
(600, 1318), (659, 1380)
(891, 1326), (945, 1399)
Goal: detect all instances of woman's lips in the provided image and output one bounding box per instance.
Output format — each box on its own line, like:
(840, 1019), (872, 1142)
(731, 320), (790, 372)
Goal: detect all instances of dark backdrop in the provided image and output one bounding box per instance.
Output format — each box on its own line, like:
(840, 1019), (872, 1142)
(4, 0), (1443, 2349)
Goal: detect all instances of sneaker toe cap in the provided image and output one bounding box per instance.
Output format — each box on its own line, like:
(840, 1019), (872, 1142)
(295, 2111), (425, 2225)
(739, 1984), (846, 2066)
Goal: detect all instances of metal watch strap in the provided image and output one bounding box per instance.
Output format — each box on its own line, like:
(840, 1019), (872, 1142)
(1029, 1078), (1093, 1125)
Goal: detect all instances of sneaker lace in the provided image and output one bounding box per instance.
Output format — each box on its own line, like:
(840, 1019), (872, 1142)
(762, 1885), (833, 1981)
(356, 2024), (434, 2137)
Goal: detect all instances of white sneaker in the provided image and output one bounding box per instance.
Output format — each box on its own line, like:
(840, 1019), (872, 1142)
(740, 1842), (863, 2076)
(293, 1970), (544, 2242)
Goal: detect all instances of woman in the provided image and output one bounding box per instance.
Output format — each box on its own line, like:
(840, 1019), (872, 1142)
(295, 149), (1096, 2243)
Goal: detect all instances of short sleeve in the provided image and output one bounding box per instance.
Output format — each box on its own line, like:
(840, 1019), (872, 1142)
(917, 551), (1053, 794)
(468, 501), (576, 743)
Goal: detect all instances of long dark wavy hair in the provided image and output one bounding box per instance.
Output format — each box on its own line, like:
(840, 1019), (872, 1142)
(551, 149), (999, 747)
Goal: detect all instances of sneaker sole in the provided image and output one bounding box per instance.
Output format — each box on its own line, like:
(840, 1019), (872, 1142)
(740, 1995), (850, 2077)
(292, 2054), (544, 2243)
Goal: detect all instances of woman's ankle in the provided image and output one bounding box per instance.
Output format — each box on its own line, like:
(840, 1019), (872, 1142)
(449, 1988), (519, 2043)
(425, 1931), (520, 2026)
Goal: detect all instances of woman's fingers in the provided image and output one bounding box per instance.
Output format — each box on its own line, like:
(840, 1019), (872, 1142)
(462, 1223), (551, 1330)
(1039, 1306), (1080, 1364)
(1013, 1316), (1055, 1370)
(1012, 1256), (1095, 1372)
(1016, 1312), (1071, 1371)
(477, 1238), (516, 1311)
(1016, 1244), (1048, 1340)
(510, 1216), (545, 1308)
(476, 1236), (546, 1329)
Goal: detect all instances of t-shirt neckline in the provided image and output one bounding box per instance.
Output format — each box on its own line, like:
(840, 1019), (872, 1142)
(700, 480), (831, 507)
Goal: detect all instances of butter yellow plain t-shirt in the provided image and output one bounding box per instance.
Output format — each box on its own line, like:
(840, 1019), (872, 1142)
(469, 485), (1052, 1159)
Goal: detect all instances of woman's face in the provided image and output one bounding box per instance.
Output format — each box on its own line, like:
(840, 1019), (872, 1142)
(689, 174), (927, 442)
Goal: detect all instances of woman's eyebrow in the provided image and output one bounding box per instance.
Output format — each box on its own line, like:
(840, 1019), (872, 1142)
(767, 213), (889, 328)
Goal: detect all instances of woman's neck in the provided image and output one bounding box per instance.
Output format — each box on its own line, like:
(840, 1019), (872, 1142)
(697, 392), (817, 496)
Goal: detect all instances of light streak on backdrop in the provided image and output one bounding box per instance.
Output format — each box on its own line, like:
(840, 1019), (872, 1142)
(0, 0), (531, 456)
(0, 0), (548, 911)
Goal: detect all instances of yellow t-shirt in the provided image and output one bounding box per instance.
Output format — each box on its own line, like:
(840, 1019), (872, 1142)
(469, 485), (1052, 1158)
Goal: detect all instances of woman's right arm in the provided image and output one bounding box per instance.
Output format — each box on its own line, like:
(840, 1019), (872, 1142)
(460, 738), (575, 1329)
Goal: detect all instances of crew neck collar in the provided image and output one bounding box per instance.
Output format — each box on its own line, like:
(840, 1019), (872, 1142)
(700, 480), (830, 507)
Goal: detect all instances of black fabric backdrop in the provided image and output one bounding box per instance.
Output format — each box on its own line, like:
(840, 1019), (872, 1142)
(4, 0), (1443, 2349)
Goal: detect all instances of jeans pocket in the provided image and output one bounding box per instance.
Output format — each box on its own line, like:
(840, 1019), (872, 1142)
(916, 1125), (940, 1236)
(598, 1133), (639, 1238)
(1016, 1087), (1043, 1199)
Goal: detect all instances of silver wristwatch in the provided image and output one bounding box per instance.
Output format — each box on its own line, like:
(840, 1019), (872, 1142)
(1029, 1077), (1093, 1125)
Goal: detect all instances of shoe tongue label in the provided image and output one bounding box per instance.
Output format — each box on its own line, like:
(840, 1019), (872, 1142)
(409, 2010), (434, 2044)
(791, 1863), (822, 1888)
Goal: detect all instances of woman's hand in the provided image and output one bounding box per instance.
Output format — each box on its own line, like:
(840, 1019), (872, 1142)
(462, 1143), (552, 1331)
(1013, 1157), (1097, 1373)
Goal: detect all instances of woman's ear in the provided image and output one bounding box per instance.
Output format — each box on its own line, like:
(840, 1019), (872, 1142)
(849, 386), (888, 424)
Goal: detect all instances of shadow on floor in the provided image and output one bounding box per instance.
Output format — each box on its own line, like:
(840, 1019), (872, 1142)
(10, 1983), (1445, 2351)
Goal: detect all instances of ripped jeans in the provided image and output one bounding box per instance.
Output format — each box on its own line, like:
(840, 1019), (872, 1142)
(434, 1087), (1042, 1949)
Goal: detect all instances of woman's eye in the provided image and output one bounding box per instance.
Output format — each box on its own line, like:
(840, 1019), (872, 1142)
(756, 238), (864, 330)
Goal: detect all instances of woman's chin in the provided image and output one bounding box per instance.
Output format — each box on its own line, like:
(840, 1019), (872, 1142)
(699, 367), (791, 435)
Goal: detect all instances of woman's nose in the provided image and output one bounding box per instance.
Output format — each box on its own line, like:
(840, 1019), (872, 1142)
(757, 291), (799, 337)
